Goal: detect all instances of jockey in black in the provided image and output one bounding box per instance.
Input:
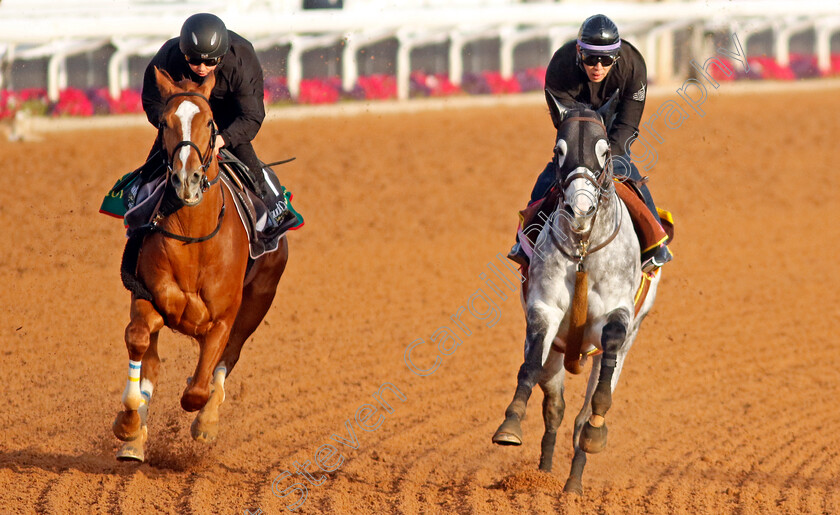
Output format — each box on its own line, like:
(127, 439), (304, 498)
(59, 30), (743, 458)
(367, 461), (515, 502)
(138, 12), (294, 235)
(509, 14), (672, 272)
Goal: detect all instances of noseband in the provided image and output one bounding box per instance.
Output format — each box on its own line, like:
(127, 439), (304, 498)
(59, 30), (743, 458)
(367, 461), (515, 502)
(159, 91), (220, 192)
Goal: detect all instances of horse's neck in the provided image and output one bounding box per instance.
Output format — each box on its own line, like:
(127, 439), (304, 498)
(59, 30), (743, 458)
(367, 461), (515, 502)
(165, 175), (224, 233)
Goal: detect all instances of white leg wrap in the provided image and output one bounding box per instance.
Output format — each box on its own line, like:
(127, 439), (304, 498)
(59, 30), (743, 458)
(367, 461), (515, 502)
(213, 364), (227, 403)
(140, 378), (154, 405)
(121, 360), (143, 410)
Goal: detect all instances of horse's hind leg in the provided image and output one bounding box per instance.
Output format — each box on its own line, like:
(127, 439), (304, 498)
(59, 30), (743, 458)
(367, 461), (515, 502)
(221, 242), (287, 376)
(538, 372), (566, 472)
(190, 364), (227, 443)
(191, 243), (288, 443)
(113, 298), (163, 461)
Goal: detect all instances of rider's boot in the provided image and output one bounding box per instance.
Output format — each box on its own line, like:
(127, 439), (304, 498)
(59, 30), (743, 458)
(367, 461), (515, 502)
(249, 165), (298, 238)
(641, 244), (672, 274)
(636, 181), (673, 273)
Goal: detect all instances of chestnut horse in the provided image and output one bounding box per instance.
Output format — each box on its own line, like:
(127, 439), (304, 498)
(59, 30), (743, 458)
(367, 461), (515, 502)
(112, 68), (289, 462)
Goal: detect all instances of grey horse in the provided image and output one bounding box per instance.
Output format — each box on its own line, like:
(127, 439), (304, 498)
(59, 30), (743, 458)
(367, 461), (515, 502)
(492, 90), (662, 494)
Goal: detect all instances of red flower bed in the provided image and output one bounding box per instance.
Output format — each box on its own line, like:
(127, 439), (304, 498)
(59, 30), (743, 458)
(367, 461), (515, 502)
(50, 88), (93, 117)
(0, 90), (19, 119)
(298, 77), (341, 104)
(355, 74), (397, 100)
(410, 71), (462, 97)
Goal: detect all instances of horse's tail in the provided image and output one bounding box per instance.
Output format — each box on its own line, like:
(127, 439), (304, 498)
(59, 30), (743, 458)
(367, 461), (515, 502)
(120, 233), (154, 303)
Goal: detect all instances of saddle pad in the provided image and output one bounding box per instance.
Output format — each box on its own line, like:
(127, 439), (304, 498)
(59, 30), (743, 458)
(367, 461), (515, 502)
(218, 170), (304, 259)
(99, 171), (140, 219)
(123, 177), (166, 231)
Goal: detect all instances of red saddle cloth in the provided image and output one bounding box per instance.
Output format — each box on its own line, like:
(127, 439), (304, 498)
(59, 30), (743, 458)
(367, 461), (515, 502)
(613, 180), (672, 252)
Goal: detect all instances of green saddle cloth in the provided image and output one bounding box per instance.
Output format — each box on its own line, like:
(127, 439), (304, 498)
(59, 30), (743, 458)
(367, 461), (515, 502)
(99, 172), (138, 219)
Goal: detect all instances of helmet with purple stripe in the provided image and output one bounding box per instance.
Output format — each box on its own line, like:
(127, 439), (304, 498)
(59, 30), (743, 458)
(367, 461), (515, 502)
(577, 14), (621, 57)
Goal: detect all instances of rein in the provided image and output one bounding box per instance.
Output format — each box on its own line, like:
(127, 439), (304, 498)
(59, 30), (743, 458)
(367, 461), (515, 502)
(147, 196), (226, 244)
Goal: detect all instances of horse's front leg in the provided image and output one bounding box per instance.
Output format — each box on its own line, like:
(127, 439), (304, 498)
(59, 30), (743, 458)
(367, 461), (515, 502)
(181, 318), (233, 413)
(493, 303), (561, 446)
(113, 297), (163, 461)
(537, 369), (566, 471)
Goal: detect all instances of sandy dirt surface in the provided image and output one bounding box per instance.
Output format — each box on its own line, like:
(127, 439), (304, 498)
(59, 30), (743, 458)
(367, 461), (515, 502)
(1, 85), (839, 514)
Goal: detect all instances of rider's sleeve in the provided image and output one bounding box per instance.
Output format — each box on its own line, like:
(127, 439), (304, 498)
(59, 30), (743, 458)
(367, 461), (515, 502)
(141, 44), (172, 127)
(543, 43), (581, 125)
(610, 53), (647, 157)
(218, 41), (265, 149)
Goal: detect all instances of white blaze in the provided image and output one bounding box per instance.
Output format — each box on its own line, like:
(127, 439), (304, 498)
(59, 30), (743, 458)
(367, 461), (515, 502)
(175, 100), (200, 172)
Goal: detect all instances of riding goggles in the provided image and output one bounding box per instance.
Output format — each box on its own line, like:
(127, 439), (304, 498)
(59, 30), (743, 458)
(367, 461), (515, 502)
(185, 55), (222, 67)
(580, 52), (619, 67)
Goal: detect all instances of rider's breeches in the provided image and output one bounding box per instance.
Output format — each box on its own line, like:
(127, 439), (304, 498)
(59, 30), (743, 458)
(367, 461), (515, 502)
(529, 158), (663, 226)
(227, 142), (278, 197)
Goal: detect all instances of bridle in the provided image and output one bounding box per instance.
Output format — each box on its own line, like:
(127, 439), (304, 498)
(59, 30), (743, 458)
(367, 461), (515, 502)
(557, 115), (613, 195)
(550, 113), (622, 268)
(144, 90), (225, 244)
(158, 91), (221, 192)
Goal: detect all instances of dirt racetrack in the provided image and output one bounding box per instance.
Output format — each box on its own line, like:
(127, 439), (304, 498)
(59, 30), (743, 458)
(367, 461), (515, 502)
(1, 83), (839, 515)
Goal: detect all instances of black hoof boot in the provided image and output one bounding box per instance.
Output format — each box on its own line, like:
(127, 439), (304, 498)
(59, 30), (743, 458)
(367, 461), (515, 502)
(580, 420), (608, 454)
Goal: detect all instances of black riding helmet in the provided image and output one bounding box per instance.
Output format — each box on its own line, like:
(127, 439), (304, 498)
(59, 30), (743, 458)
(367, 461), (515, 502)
(179, 13), (230, 61)
(577, 14), (621, 56)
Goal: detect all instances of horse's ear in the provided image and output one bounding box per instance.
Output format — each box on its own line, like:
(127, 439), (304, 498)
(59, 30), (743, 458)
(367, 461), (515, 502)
(545, 88), (569, 129)
(154, 67), (177, 99)
(197, 71), (216, 99)
(597, 89), (620, 132)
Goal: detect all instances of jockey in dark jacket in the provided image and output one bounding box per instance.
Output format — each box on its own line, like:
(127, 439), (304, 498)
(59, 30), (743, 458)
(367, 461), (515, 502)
(509, 14), (672, 272)
(138, 12), (294, 235)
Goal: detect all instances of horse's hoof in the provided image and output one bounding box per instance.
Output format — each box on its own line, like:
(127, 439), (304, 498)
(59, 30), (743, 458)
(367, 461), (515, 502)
(190, 417), (218, 443)
(112, 410), (142, 441)
(563, 476), (583, 495)
(116, 425), (147, 462)
(116, 442), (145, 462)
(181, 385), (210, 412)
(580, 420), (607, 454)
(492, 417), (523, 446)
